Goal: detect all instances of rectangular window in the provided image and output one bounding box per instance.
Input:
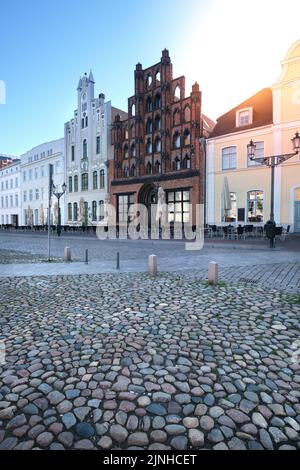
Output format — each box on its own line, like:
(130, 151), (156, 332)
(93, 171), (98, 190)
(23, 191), (27, 202)
(35, 189), (39, 200)
(71, 145), (75, 162)
(74, 176), (78, 192)
(29, 169), (33, 180)
(222, 147), (237, 170)
(68, 203), (72, 221)
(15, 194), (18, 207)
(23, 171), (26, 182)
(96, 136), (101, 154)
(248, 141), (264, 167)
(118, 194), (134, 224)
(81, 173), (88, 191)
(73, 203), (78, 221)
(69, 176), (73, 193)
(35, 168), (38, 179)
(41, 166), (45, 177)
(167, 190), (191, 224)
(247, 190), (264, 222)
(100, 170), (105, 189)
(29, 190), (33, 201)
(237, 108), (253, 127)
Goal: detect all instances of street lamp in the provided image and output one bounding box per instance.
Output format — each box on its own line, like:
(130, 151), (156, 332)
(52, 182), (67, 236)
(247, 132), (300, 247)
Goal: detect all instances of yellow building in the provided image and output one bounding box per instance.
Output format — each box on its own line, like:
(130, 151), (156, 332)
(206, 40), (300, 233)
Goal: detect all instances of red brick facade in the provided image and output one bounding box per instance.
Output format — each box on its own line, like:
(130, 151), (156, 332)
(110, 49), (205, 226)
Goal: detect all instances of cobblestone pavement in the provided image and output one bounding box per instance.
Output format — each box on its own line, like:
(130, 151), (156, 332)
(0, 249), (58, 265)
(0, 273), (299, 450)
(0, 233), (300, 292)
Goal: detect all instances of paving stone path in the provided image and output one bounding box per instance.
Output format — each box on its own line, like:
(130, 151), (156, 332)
(0, 273), (299, 450)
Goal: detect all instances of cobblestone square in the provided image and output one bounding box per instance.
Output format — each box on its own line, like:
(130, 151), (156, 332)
(0, 270), (299, 450)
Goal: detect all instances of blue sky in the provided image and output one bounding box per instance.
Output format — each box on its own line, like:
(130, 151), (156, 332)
(1, 0), (300, 155)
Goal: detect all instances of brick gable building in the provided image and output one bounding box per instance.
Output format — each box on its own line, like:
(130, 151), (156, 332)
(110, 49), (212, 228)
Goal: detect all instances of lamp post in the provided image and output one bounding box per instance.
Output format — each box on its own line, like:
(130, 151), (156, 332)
(247, 132), (300, 248)
(52, 183), (67, 237)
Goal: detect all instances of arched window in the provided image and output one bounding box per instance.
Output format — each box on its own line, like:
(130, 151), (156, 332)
(146, 162), (152, 175)
(81, 118), (84, 129)
(68, 176), (73, 193)
(100, 169), (105, 189)
(183, 129), (191, 146)
(154, 115), (161, 131)
(68, 203), (72, 221)
(92, 201), (97, 221)
(130, 143), (136, 158)
(131, 104), (136, 117)
(155, 137), (161, 153)
(173, 132), (181, 149)
(99, 200), (104, 221)
(146, 138), (152, 154)
(123, 166), (129, 177)
(183, 154), (191, 169)
(154, 94), (161, 109)
(173, 108), (180, 126)
(146, 118), (152, 134)
(93, 171), (98, 190)
(85, 116), (88, 127)
(155, 71), (161, 83)
(73, 202), (78, 221)
(173, 157), (181, 171)
(130, 164), (136, 177)
(154, 160), (161, 174)
(83, 139), (88, 158)
(81, 173), (88, 191)
(146, 97), (152, 113)
(123, 144), (129, 160)
(74, 175), (78, 192)
(147, 75), (152, 87)
(174, 85), (181, 101)
(184, 106), (191, 122)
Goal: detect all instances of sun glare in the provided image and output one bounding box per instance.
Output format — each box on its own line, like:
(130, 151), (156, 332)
(179, 0), (300, 120)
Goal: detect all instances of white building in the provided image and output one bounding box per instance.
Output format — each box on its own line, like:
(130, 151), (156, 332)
(64, 71), (127, 226)
(20, 138), (65, 226)
(0, 159), (21, 226)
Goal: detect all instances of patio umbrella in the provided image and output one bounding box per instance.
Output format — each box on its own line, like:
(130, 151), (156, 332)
(223, 177), (232, 217)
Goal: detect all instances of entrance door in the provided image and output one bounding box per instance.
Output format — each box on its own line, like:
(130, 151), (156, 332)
(138, 183), (158, 228)
(294, 201), (300, 232)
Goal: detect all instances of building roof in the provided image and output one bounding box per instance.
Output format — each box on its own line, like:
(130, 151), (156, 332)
(202, 114), (216, 137)
(210, 88), (273, 139)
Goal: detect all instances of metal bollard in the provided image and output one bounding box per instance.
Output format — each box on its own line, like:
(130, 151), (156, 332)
(85, 249), (88, 265)
(116, 252), (120, 270)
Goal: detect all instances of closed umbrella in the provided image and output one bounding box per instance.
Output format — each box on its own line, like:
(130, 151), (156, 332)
(223, 177), (231, 219)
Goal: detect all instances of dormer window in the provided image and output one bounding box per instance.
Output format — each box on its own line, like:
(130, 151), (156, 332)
(236, 108), (253, 127)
